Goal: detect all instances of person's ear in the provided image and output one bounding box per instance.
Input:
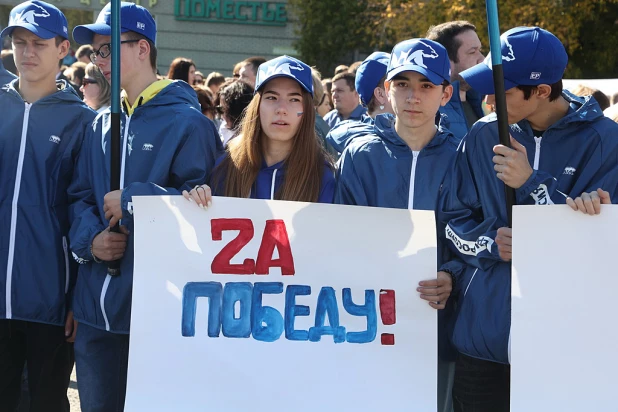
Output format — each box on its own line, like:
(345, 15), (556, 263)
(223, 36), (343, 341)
(441, 84), (454, 106)
(536, 84), (552, 100)
(384, 80), (394, 103)
(374, 87), (388, 105)
(138, 39), (150, 63)
(57, 39), (70, 60)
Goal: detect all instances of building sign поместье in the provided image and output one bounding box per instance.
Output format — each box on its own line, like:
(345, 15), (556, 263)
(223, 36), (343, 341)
(174, 0), (287, 26)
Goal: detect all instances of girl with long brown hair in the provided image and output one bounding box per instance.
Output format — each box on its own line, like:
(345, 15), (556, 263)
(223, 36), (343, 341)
(167, 57), (196, 85)
(183, 55), (335, 205)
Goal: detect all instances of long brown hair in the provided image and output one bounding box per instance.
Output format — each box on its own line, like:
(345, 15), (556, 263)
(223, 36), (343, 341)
(167, 57), (195, 83)
(212, 85), (332, 202)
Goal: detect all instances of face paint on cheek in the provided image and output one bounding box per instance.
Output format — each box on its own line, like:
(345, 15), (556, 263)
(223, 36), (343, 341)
(297, 112), (303, 117)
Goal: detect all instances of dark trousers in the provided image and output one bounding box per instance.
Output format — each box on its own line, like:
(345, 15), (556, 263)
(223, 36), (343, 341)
(453, 353), (510, 412)
(0, 319), (73, 412)
(74, 322), (129, 412)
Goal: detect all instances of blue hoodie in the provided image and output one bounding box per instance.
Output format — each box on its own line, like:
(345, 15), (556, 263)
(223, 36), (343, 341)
(211, 155), (335, 203)
(323, 104), (368, 129)
(437, 92), (618, 364)
(335, 113), (460, 210)
(325, 115), (375, 155)
(69, 80), (222, 334)
(0, 60), (17, 86)
(439, 81), (484, 140)
(0, 79), (96, 326)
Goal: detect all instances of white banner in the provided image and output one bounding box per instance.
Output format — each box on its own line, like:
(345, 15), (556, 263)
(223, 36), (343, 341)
(511, 205), (618, 411)
(126, 196), (438, 412)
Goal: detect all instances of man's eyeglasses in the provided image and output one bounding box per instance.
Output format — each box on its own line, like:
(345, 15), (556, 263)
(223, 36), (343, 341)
(82, 78), (97, 87)
(89, 39), (140, 63)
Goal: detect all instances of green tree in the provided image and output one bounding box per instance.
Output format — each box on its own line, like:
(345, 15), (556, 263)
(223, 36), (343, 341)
(288, 0), (372, 76)
(290, 0), (618, 78)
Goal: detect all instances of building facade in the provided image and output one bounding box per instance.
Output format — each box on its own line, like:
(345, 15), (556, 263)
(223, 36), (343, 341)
(0, 0), (298, 76)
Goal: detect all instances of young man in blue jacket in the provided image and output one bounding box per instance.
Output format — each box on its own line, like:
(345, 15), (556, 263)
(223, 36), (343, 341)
(335, 38), (463, 412)
(0, 1), (96, 411)
(438, 27), (618, 412)
(324, 72), (367, 128)
(69, 3), (221, 411)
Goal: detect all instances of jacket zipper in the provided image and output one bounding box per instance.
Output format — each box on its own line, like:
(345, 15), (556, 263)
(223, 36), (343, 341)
(464, 268), (479, 297)
(533, 136), (542, 170)
(407, 151), (420, 209)
(62, 236), (70, 294)
(6, 103), (31, 319)
(270, 169), (278, 200)
(100, 115), (132, 331)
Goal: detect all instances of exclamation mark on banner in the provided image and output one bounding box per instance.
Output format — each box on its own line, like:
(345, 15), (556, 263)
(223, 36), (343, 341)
(379, 289), (396, 345)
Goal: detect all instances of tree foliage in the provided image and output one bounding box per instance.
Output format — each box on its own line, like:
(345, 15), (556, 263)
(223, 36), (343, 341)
(288, 0), (372, 76)
(291, 0), (618, 78)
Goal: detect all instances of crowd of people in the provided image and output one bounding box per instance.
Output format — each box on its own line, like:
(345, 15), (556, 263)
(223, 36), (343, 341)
(1, 1), (618, 412)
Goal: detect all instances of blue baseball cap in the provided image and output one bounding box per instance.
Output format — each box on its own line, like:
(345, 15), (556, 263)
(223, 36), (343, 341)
(460, 27), (568, 95)
(255, 55), (313, 96)
(1, 1), (69, 40)
(386, 39), (451, 85)
(73, 2), (156, 45)
(355, 52), (390, 106)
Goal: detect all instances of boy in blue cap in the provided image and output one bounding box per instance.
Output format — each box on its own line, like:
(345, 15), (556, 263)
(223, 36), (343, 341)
(355, 51), (393, 120)
(336, 39), (457, 212)
(0, 1), (96, 410)
(69, 2), (221, 410)
(438, 27), (618, 411)
(326, 51), (393, 154)
(335, 38), (463, 411)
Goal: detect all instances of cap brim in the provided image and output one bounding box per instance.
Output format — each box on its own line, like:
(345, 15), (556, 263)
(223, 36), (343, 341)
(73, 23), (129, 44)
(386, 65), (444, 85)
(256, 73), (313, 96)
(1, 24), (58, 40)
(460, 63), (517, 95)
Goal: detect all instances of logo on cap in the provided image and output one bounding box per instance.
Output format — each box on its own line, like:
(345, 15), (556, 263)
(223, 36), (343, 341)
(137, 22), (145, 30)
(97, 11), (111, 23)
(502, 38), (516, 62)
(530, 72), (541, 80)
(394, 40), (439, 69)
(261, 61), (304, 77)
(12, 3), (50, 27)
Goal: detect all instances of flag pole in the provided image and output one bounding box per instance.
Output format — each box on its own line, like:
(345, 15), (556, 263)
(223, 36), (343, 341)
(108, 0), (122, 276)
(486, 0), (515, 226)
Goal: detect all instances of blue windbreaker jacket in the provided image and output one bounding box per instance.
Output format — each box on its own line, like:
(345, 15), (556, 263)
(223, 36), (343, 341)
(335, 113), (461, 210)
(0, 60), (17, 86)
(0, 79), (96, 326)
(439, 81), (484, 140)
(211, 155), (335, 203)
(69, 80), (222, 334)
(437, 92), (618, 364)
(323, 104), (368, 129)
(325, 115), (375, 155)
